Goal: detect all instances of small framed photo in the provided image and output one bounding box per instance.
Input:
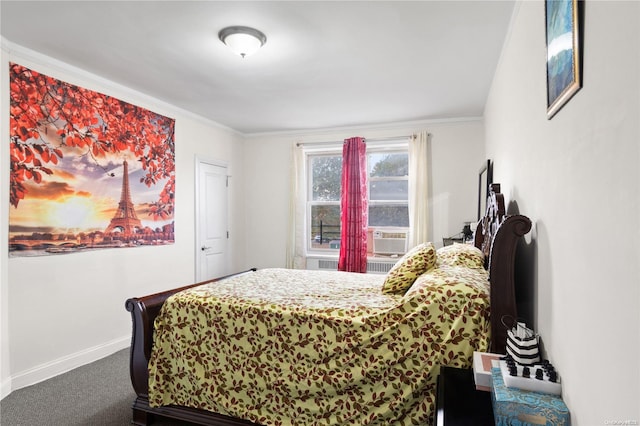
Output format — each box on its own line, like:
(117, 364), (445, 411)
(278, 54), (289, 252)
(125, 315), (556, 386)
(477, 159), (493, 221)
(545, 0), (582, 119)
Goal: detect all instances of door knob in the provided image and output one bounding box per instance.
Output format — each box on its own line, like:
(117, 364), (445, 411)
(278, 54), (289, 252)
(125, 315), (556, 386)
(201, 246), (211, 251)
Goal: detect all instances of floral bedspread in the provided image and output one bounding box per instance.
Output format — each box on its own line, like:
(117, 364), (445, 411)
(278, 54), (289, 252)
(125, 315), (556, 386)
(148, 267), (490, 425)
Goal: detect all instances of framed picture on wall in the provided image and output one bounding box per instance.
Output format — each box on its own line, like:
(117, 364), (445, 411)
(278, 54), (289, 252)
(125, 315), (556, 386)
(8, 63), (176, 257)
(477, 159), (493, 221)
(545, 0), (582, 119)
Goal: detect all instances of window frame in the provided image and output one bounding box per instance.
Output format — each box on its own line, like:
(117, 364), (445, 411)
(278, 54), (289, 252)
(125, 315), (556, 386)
(306, 150), (342, 254)
(304, 142), (409, 256)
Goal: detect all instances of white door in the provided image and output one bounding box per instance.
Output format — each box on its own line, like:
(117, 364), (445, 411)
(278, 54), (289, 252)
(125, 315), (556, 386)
(196, 160), (228, 282)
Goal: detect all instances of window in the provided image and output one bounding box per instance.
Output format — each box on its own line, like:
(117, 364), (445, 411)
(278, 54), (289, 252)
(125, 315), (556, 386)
(306, 146), (409, 253)
(308, 153), (342, 251)
(368, 152), (409, 228)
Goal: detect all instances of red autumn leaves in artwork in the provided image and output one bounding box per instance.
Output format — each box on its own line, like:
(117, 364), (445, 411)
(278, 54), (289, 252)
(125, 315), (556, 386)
(9, 63), (175, 220)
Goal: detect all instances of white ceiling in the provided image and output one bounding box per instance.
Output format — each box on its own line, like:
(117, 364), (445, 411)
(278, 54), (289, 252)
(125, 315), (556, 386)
(1, 1), (515, 135)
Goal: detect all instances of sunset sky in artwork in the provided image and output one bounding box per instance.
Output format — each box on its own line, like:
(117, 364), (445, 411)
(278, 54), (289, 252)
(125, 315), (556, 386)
(9, 140), (171, 234)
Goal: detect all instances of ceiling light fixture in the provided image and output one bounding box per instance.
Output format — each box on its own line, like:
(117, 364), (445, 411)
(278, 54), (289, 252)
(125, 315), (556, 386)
(218, 26), (267, 58)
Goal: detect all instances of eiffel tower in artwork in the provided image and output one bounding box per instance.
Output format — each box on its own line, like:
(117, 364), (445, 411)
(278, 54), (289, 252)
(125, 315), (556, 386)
(105, 160), (142, 236)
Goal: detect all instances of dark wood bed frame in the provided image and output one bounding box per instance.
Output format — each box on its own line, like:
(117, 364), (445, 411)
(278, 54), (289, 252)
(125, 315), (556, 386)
(125, 183), (531, 426)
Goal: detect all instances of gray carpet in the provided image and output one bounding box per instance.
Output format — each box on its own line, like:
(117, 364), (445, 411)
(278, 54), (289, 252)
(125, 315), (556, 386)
(0, 348), (195, 426)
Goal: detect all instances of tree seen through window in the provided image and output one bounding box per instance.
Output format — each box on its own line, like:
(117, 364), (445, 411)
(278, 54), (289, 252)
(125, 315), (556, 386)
(308, 150), (409, 251)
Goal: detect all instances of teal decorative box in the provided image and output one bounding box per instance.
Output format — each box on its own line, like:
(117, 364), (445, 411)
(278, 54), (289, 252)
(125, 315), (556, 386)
(491, 367), (570, 425)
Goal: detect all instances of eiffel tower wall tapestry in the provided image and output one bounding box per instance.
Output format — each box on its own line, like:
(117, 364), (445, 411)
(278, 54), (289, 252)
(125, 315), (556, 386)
(8, 63), (176, 257)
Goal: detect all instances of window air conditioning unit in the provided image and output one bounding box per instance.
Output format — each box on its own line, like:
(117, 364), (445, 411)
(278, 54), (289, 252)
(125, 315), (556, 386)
(373, 229), (408, 255)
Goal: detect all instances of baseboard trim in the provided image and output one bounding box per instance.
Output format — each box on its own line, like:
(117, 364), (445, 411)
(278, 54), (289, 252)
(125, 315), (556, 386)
(6, 335), (130, 395)
(1, 377), (12, 400)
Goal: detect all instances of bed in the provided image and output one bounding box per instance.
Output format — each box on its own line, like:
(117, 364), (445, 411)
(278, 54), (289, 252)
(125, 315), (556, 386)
(125, 183), (531, 426)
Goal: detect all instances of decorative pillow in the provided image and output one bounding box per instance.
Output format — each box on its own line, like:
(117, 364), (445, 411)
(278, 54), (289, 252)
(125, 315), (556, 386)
(437, 243), (485, 269)
(381, 242), (436, 294)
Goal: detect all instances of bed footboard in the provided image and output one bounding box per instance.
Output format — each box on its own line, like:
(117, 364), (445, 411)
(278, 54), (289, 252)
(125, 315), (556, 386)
(125, 268), (257, 426)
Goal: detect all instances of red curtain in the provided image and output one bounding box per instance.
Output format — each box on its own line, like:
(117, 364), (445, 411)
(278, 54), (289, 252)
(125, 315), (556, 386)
(338, 137), (368, 273)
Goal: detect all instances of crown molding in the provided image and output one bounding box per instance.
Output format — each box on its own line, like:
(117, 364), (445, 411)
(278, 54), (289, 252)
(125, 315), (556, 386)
(1, 37), (242, 136)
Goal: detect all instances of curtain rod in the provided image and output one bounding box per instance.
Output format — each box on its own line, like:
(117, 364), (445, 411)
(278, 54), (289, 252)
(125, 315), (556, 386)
(296, 134), (425, 148)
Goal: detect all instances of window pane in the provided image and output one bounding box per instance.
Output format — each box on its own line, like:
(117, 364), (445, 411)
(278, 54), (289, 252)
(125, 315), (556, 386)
(310, 205), (341, 249)
(311, 155), (342, 201)
(369, 180), (408, 200)
(368, 153), (408, 177)
(369, 204), (409, 227)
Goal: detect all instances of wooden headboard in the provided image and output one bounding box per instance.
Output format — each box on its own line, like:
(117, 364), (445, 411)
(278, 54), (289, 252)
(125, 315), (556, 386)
(474, 183), (532, 354)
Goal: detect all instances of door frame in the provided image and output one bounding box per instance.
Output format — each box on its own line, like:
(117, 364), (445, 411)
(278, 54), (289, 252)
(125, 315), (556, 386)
(194, 155), (230, 282)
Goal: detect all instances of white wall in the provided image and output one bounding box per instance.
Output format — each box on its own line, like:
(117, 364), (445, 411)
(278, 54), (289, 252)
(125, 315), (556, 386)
(0, 42), (247, 396)
(485, 1), (639, 424)
(0, 38), (10, 400)
(243, 120), (485, 269)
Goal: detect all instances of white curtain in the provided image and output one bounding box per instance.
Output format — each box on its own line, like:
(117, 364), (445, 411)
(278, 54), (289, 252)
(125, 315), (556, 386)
(286, 143), (307, 269)
(408, 131), (430, 248)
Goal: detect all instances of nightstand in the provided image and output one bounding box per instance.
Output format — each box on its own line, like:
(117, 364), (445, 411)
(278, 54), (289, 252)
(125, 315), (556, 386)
(434, 366), (494, 426)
